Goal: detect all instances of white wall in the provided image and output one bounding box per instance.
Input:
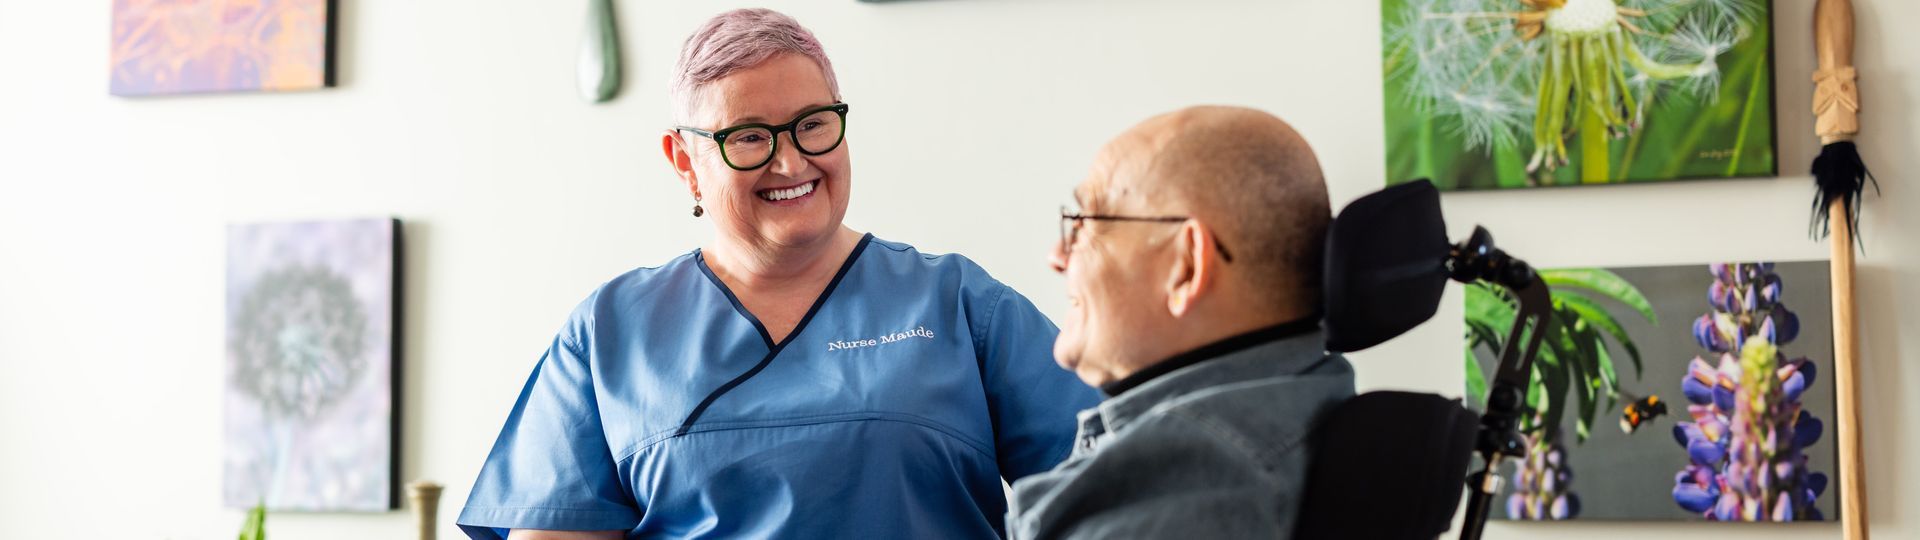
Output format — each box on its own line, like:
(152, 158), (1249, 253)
(2, 0), (1914, 538)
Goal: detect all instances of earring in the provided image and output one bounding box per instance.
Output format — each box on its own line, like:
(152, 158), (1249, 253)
(692, 196), (704, 217)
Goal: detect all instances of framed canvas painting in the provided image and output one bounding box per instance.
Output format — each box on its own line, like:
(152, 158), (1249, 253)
(1465, 261), (1835, 522)
(1382, 0), (1778, 190)
(110, 0), (338, 96)
(225, 218), (399, 511)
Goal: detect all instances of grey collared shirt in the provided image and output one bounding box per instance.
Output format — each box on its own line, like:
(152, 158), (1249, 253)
(1006, 330), (1355, 539)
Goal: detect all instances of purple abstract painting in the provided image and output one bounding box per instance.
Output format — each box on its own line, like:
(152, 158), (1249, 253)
(111, 0), (336, 96)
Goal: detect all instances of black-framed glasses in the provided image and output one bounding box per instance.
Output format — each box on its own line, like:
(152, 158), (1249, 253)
(675, 103), (849, 171)
(1060, 206), (1234, 262)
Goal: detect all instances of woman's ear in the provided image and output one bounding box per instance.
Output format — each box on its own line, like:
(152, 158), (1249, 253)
(661, 130), (699, 195)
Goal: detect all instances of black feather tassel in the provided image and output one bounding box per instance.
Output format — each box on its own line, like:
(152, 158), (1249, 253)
(1810, 141), (1879, 251)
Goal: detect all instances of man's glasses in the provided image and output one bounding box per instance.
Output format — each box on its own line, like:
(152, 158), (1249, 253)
(1060, 206), (1234, 262)
(675, 103), (849, 171)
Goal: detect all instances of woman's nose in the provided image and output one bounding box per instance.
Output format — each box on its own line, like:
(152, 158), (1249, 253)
(767, 132), (810, 176)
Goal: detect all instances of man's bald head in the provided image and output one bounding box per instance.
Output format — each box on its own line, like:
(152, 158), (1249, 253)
(1112, 106), (1330, 314)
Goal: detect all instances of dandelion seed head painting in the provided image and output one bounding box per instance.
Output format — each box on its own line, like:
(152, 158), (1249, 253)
(1465, 261), (1835, 521)
(1383, 0), (1777, 189)
(226, 218), (397, 511)
(110, 0), (336, 96)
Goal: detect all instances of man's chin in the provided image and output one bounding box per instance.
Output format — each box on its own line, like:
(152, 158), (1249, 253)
(1053, 349), (1113, 388)
(1072, 369), (1107, 389)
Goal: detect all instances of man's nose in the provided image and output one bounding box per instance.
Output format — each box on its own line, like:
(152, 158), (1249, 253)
(1048, 240), (1070, 274)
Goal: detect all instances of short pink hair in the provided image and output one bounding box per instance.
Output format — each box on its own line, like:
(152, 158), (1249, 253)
(670, 8), (841, 123)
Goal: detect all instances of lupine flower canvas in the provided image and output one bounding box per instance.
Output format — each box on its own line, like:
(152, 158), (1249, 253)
(110, 0), (336, 96)
(226, 218), (398, 511)
(1382, 0), (1777, 190)
(1465, 262), (1836, 521)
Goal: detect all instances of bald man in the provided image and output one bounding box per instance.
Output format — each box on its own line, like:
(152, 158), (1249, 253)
(1006, 106), (1354, 539)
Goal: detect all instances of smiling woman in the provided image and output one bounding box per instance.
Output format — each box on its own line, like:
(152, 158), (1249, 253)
(453, 8), (1099, 540)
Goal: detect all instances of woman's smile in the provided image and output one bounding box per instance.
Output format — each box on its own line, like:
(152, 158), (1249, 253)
(756, 179), (819, 205)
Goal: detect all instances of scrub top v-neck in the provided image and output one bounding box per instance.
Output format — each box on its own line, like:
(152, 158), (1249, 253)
(458, 234), (1099, 540)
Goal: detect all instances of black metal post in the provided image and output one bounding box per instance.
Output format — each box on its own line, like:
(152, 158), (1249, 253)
(1449, 227), (1554, 540)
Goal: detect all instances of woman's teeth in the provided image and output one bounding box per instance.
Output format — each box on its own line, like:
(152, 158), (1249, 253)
(759, 181), (817, 202)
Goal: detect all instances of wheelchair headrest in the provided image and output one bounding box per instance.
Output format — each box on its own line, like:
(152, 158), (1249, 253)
(1321, 180), (1452, 353)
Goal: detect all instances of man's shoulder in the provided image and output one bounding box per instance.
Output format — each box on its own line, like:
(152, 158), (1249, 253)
(1125, 362), (1356, 468)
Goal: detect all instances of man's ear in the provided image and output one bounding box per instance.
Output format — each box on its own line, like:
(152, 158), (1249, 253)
(661, 130), (699, 196)
(1165, 220), (1217, 317)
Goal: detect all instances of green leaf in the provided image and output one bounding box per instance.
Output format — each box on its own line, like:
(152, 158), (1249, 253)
(1594, 338), (1620, 396)
(1566, 312), (1606, 396)
(1559, 311), (1603, 443)
(1466, 319), (1508, 363)
(1465, 344), (1489, 410)
(1556, 291), (1644, 380)
(238, 502), (266, 540)
(1539, 307), (1593, 443)
(1465, 283), (1518, 408)
(1465, 283), (1517, 332)
(1533, 325), (1564, 369)
(1727, 30), (1769, 177)
(1523, 366), (1544, 433)
(1541, 268), (1656, 323)
(1572, 382), (1594, 441)
(1540, 345), (1571, 445)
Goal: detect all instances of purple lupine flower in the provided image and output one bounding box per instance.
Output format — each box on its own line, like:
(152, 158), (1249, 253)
(1507, 428), (1578, 520)
(1682, 357), (1717, 405)
(1709, 281), (1739, 312)
(1770, 309), (1801, 344)
(1759, 274), (1784, 307)
(1672, 263), (1825, 521)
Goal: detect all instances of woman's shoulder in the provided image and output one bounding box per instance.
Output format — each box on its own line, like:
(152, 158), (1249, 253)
(863, 235), (1004, 285)
(600, 250), (704, 296)
(562, 250), (705, 324)
(861, 235), (1035, 310)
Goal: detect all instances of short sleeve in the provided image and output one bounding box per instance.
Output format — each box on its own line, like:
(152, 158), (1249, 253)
(457, 329), (639, 540)
(973, 282), (1103, 481)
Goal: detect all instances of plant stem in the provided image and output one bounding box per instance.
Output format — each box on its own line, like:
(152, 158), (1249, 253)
(1727, 56), (1765, 176)
(1495, 139), (1527, 188)
(1619, 112), (1647, 181)
(1580, 100), (1609, 183)
(1419, 106), (1437, 181)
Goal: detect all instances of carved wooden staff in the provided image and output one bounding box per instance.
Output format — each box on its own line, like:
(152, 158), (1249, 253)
(1811, 0), (1873, 537)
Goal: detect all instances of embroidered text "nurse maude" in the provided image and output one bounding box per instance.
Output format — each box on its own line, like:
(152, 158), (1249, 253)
(828, 326), (935, 352)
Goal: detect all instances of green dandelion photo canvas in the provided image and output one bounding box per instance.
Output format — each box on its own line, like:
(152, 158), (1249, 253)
(1383, 0), (1778, 190)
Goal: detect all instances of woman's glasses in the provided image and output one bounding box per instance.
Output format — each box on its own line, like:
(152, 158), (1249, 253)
(676, 103), (849, 171)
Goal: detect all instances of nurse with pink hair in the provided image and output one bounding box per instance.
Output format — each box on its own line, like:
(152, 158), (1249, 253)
(456, 9), (1096, 540)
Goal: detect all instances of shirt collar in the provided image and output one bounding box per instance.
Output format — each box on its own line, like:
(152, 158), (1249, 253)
(1099, 316), (1323, 397)
(1091, 318), (1332, 436)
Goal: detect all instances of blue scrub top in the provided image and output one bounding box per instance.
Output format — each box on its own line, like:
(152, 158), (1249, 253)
(458, 234), (1098, 539)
